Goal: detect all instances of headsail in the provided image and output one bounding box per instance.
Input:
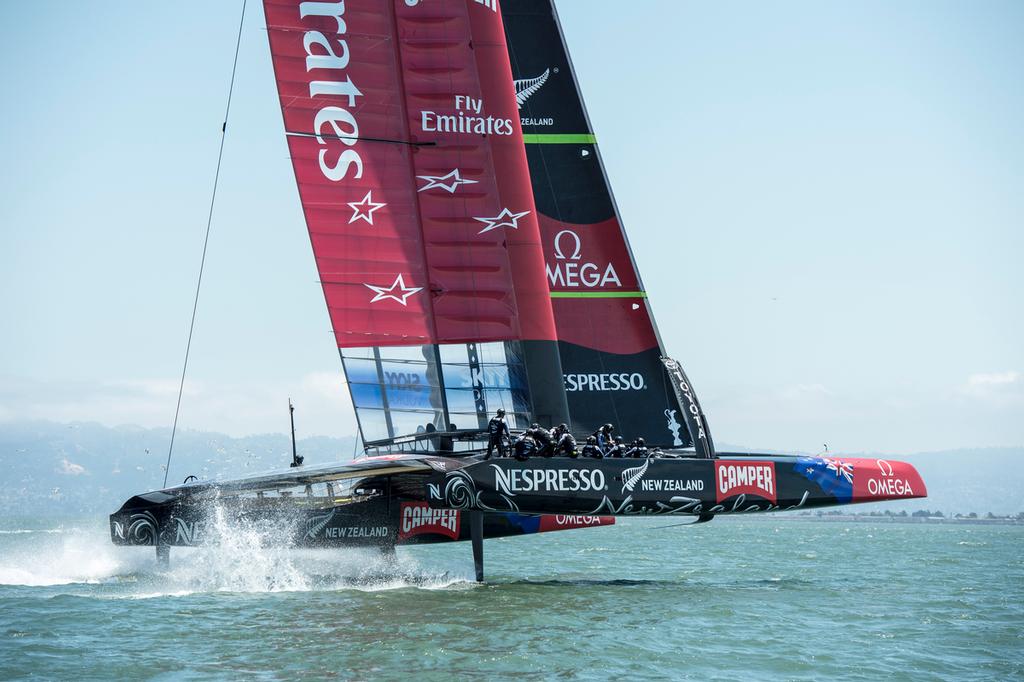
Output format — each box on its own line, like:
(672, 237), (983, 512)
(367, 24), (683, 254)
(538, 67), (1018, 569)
(263, 0), (569, 444)
(501, 0), (692, 446)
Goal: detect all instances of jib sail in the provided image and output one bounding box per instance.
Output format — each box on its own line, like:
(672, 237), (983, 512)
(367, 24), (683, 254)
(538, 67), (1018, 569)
(263, 0), (569, 444)
(500, 0), (693, 447)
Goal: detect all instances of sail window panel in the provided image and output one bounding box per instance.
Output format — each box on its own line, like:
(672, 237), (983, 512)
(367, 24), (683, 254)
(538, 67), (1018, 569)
(384, 381), (442, 411)
(349, 383), (385, 410)
(389, 410), (443, 439)
(437, 343), (469, 365)
(446, 410), (530, 431)
(444, 388), (479, 414)
(339, 347), (375, 362)
(482, 389), (518, 413)
(343, 359), (385, 387)
(475, 341), (512, 366)
(355, 409), (391, 443)
(375, 345), (434, 363)
(378, 360), (439, 388)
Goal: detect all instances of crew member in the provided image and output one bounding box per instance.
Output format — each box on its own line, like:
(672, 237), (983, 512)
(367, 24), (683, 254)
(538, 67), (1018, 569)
(485, 409), (510, 459)
(607, 436), (627, 458)
(553, 424), (577, 457)
(593, 424), (615, 453)
(626, 437), (649, 459)
(529, 423), (554, 457)
(512, 432), (536, 461)
(580, 436), (603, 459)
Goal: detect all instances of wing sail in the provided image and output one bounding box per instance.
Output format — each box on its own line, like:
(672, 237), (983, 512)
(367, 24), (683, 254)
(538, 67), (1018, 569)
(501, 0), (693, 447)
(264, 0), (569, 443)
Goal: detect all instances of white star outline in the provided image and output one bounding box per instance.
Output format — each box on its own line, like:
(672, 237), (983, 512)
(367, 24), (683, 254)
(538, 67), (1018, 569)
(473, 207), (531, 234)
(364, 273), (423, 306)
(347, 191), (387, 225)
(416, 169), (478, 194)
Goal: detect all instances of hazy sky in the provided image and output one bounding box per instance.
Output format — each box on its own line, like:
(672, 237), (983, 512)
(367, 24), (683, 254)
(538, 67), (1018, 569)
(1, 1), (1021, 454)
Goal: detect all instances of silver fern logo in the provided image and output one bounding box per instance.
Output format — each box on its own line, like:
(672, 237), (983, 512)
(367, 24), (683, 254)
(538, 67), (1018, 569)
(304, 509), (337, 540)
(514, 69), (551, 109)
(621, 459), (650, 493)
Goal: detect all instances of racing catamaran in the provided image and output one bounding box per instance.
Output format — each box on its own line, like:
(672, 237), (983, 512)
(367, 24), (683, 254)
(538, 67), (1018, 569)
(111, 0), (927, 580)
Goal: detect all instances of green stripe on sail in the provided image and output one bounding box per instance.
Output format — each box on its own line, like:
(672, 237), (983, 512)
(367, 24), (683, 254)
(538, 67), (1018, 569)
(549, 291), (647, 299)
(522, 133), (597, 144)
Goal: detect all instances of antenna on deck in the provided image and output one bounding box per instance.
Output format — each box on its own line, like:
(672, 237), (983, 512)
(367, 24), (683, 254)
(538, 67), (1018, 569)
(289, 399), (304, 468)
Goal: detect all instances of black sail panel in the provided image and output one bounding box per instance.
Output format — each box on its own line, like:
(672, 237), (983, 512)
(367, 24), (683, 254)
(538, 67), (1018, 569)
(501, 0), (693, 447)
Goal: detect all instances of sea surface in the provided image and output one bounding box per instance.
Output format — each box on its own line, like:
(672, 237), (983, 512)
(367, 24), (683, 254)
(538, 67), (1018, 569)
(0, 515), (1021, 681)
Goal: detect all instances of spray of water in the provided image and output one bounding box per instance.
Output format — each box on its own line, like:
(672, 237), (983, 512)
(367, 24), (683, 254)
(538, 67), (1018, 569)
(0, 511), (470, 595)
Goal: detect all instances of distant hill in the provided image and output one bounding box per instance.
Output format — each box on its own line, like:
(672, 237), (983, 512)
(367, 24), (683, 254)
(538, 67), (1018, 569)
(0, 421), (1019, 517)
(0, 420), (355, 516)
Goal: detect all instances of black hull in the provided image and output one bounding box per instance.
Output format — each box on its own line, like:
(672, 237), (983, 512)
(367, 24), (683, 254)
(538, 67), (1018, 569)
(426, 454), (927, 517)
(110, 453), (924, 550)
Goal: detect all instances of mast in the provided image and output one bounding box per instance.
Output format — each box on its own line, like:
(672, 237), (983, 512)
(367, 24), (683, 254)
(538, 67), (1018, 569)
(289, 398), (303, 467)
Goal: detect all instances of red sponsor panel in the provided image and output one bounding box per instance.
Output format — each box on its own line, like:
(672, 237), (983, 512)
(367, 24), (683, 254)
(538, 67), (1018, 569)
(398, 502), (460, 541)
(539, 215), (658, 354)
(264, 0), (558, 347)
(538, 514), (615, 533)
(715, 461), (777, 504)
(851, 458), (927, 502)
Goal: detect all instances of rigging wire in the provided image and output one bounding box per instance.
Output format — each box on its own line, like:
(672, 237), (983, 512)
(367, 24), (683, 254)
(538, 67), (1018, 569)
(163, 0), (248, 488)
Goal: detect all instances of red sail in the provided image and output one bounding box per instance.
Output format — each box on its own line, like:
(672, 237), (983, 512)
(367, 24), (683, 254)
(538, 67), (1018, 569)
(264, 0), (557, 348)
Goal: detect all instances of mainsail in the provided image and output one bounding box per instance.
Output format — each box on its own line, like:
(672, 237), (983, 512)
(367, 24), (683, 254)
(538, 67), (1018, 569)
(263, 0), (569, 443)
(501, 0), (692, 447)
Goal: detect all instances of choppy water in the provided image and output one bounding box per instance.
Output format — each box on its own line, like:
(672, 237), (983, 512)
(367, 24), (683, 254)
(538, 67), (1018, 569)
(1, 516), (1021, 680)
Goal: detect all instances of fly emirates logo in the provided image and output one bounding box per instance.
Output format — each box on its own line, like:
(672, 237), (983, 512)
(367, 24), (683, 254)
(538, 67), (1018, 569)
(420, 95), (514, 136)
(297, 1), (365, 182)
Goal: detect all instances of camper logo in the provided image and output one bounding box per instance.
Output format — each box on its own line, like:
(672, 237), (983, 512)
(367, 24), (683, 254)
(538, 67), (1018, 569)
(715, 461), (777, 503)
(399, 502), (460, 540)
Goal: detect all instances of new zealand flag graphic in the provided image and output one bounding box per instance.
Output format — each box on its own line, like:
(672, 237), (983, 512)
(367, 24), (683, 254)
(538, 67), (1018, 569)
(794, 457), (854, 503)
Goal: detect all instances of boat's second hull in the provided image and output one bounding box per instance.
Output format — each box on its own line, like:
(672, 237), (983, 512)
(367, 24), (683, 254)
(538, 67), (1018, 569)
(425, 454), (926, 517)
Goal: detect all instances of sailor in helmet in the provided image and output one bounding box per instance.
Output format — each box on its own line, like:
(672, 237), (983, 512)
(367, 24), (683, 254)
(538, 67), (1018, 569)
(529, 423), (554, 457)
(512, 432), (537, 461)
(626, 437), (649, 459)
(485, 408), (510, 459)
(593, 423), (615, 453)
(607, 436), (627, 458)
(552, 423), (577, 457)
(580, 436), (603, 459)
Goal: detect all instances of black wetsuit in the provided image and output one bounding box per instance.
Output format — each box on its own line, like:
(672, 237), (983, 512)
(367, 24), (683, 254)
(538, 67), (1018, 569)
(485, 416), (510, 459)
(531, 428), (554, 457)
(556, 433), (577, 457)
(581, 444), (603, 459)
(513, 435), (536, 461)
